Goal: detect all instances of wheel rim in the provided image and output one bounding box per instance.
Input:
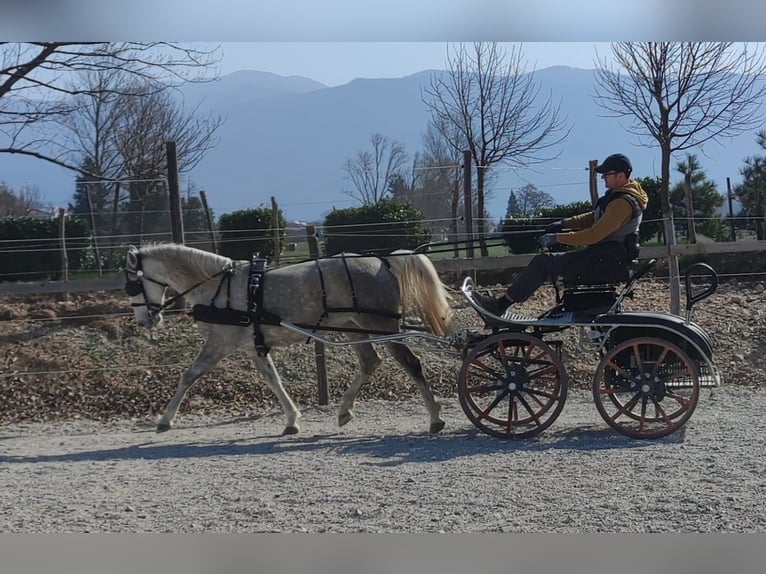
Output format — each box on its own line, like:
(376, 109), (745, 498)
(592, 336), (700, 439)
(458, 333), (568, 439)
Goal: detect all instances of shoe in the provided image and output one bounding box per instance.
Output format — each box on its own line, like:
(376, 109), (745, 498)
(473, 291), (510, 320)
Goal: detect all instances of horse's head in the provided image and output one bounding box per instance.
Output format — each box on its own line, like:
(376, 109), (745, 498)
(125, 245), (167, 328)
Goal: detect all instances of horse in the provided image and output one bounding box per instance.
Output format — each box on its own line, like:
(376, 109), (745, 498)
(124, 243), (455, 436)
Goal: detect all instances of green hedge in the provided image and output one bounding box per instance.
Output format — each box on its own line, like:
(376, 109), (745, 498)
(322, 199), (431, 256)
(0, 216), (90, 281)
(218, 207), (286, 261)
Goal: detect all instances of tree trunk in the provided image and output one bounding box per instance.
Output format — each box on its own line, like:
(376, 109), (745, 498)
(683, 170), (697, 244)
(661, 144), (681, 315)
(451, 167), (460, 258)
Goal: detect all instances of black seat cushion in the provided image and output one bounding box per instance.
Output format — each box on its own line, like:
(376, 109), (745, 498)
(562, 241), (630, 286)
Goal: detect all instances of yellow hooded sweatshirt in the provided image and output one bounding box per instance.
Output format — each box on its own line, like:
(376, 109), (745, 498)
(556, 180), (648, 247)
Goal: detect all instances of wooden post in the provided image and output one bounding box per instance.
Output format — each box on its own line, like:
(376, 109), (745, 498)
(588, 160), (599, 207)
(166, 140), (185, 312)
(726, 177), (736, 242)
(199, 190), (218, 253)
(110, 181), (120, 261)
(166, 140), (184, 245)
(58, 208), (69, 302)
(463, 149), (474, 258)
(306, 224), (328, 405)
(271, 196), (280, 266)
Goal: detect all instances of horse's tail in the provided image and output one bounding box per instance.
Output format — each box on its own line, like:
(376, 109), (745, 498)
(385, 250), (454, 336)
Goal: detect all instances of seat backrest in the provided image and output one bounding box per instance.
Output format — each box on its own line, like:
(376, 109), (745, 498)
(562, 235), (639, 287)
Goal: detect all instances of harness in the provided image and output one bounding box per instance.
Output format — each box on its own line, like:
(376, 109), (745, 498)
(126, 251), (403, 358)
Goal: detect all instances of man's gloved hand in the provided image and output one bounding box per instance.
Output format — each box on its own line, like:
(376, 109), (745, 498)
(545, 220), (563, 234)
(539, 233), (559, 249)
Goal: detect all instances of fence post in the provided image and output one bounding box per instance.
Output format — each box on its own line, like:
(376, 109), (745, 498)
(271, 196), (280, 266)
(588, 160), (599, 207)
(166, 140), (184, 245)
(58, 208), (69, 302)
(726, 177), (736, 242)
(166, 140), (185, 312)
(463, 149), (474, 258)
(199, 190), (218, 253)
(306, 224), (329, 406)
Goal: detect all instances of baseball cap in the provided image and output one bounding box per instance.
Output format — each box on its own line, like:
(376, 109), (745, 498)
(595, 153), (632, 175)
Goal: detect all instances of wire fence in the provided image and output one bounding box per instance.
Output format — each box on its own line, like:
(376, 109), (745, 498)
(2, 203), (766, 282)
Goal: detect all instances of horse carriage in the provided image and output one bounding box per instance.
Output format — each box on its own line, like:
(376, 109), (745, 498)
(124, 241), (719, 441)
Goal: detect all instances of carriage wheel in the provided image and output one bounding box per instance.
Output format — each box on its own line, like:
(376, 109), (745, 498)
(457, 333), (568, 439)
(592, 336), (700, 439)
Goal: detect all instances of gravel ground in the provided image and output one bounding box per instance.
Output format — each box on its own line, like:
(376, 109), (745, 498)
(1, 385), (764, 533)
(2, 274), (766, 532)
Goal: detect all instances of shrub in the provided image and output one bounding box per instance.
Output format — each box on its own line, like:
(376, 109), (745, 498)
(322, 199), (431, 256)
(0, 215), (90, 281)
(218, 207), (286, 261)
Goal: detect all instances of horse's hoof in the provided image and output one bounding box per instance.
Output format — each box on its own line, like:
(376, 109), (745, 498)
(156, 422), (171, 433)
(338, 412), (353, 427)
(281, 425), (299, 436)
(429, 421), (445, 434)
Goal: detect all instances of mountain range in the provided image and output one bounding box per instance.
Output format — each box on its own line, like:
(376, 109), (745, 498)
(0, 66), (763, 222)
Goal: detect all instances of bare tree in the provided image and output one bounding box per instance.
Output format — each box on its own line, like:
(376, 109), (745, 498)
(0, 183), (53, 216)
(0, 42), (220, 175)
(515, 183), (555, 217)
(342, 132), (407, 204)
(423, 42), (570, 256)
(594, 42), (766, 312)
(417, 118), (465, 252)
(106, 82), (222, 243)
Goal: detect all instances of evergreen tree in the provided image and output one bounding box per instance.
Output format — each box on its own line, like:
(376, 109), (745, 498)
(670, 154), (727, 241)
(505, 190), (521, 217)
(734, 130), (766, 239)
(70, 157), (113, 238)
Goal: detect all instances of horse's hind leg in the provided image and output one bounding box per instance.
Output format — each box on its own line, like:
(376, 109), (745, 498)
(157, 341), (232, 433)
(338, 339), (381, 428)
(386, 342), (445, 433)
(247, 350), (302, 436)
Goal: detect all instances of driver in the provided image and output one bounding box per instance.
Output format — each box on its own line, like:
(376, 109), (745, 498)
(473, 153), (648, 321)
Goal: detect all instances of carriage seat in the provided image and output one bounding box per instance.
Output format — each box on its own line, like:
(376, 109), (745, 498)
(561, 234), (639, 288)
(554, 234), (640, 314)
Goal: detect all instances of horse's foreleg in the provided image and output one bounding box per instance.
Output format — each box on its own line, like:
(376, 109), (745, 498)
(338, 340), (381, 428)
(157, 343), (231, 433)
(386, 342), (445, 433)
(249, 351), (302, 436)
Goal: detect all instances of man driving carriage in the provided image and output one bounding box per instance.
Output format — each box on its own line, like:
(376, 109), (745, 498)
(473, 153), (648, 321)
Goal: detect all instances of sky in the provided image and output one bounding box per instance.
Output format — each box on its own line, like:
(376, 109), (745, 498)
(211, 42), (613, 87)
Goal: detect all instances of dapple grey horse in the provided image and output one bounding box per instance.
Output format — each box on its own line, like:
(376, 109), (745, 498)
(124, 243), (454, 436)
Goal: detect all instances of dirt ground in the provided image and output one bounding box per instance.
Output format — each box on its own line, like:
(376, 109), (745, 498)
(0, 274), (764, 426)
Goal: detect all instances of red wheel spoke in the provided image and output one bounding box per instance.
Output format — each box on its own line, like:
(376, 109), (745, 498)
(458, 333), (568, 439)
(593, 336), (700, 439)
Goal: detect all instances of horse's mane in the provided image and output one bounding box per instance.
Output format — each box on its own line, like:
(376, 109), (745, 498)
(139, 243), (233, 284)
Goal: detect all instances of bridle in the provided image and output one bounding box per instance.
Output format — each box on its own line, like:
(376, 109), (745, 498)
(125, 251), (233, 318)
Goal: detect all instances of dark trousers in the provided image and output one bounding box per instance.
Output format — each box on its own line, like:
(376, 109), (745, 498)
(505, 241), (628, 303)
